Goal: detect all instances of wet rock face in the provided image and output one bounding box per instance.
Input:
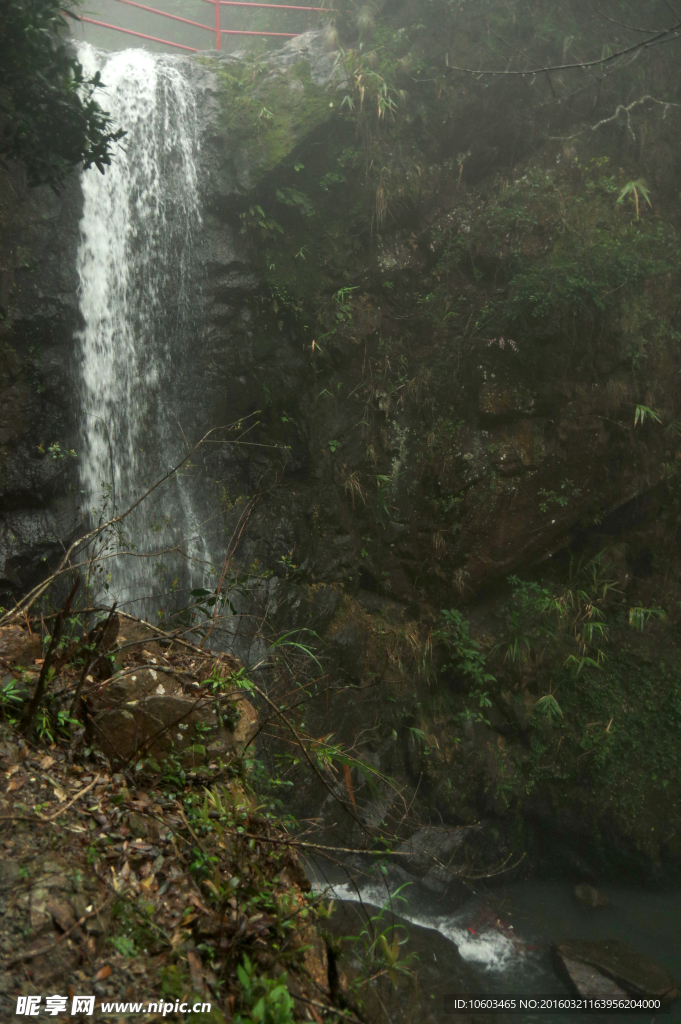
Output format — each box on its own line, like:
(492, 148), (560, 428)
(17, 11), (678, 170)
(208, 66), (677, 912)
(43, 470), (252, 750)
(553, 940), (679, 1003)
(0, 168), (83, 606)
(180, 30), (681, 632)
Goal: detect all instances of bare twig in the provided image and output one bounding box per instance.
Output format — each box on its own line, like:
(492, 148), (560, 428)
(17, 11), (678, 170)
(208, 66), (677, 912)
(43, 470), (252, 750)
(69, 602), (118, 720)
(445, 19), (681, 76)
(200, 496), (258, 649)
(547, 94), (681, 143)
(250, 681), (373, 837)
(41, 773), (101, 821)
(20, 578), (79, 738)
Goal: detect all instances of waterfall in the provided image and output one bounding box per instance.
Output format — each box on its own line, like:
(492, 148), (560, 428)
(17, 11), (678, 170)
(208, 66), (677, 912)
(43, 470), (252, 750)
(75, 43), (209, 617)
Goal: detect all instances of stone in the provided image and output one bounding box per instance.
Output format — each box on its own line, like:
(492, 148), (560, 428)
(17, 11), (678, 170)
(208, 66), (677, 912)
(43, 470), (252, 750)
(0, 860), (20, 892)
(553, 940), (678, 1002)
(93, 693), (257, 766)
(91, 667), (183, 709)
(574, 883), (609, 908)
(554, 953), (628, 999)
(396, 825), (480, 873)
(128, 811), (160, 842)
(394, 825), (483, 894)
(29, 887), (54, 933)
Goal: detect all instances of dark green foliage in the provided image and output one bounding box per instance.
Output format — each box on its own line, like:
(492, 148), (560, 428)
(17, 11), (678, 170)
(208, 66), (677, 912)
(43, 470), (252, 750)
(434, 608), (494, 723)
(0, 0), (125, 189)
(436, 159), (679, 355)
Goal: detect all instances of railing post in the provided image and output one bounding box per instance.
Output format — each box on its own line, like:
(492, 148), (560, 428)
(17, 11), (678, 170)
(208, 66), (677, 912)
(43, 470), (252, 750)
(214, 0), (221, 49)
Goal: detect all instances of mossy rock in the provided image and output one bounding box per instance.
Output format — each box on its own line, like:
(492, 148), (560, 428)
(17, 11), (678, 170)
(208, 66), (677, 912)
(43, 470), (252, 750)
(209, 55), (342, 192)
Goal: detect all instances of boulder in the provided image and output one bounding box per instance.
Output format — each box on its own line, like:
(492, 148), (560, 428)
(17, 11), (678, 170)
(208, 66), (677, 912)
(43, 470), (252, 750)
(90, 666), (184, 708)
(0, 625), (43, 666)
(393, 825), (483, 894)
(93, 692), (258, 767)
(553, 940), (678, 1003)
(573, 883), (610, 908)
(554, 953), (629, 999)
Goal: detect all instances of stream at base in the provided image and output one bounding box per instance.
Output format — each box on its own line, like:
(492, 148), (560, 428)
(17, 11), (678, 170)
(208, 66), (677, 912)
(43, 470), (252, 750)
(312, 868), (680, 1023)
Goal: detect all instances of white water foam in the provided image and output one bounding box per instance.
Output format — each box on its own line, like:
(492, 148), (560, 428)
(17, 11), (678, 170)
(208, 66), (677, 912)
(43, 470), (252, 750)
(318, 879), (520, 972)
(76, 43), (209, 615)
(434, 919), (517, 971)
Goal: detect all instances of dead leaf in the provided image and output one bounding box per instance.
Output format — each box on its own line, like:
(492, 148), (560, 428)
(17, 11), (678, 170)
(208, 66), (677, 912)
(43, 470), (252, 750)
(187, 951), (203, 992)
(140, 873), (155, 890)
(95, 965), (112, 982)
(170, 927), (191, 949)
(342, 763), (356, 810)
(6, 777), (25, 794)
(188, 893), (212, 915)
(39, 755), (56, 770)
(110, 867), (125, 894)
(6, 765), (20, 777)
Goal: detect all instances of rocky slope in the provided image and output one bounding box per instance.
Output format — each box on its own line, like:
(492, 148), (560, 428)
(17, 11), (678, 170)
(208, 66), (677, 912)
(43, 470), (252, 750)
(0, 618), (339, 1023)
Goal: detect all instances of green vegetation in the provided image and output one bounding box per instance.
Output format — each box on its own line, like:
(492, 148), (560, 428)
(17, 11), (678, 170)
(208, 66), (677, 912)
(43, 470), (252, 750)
(433, 159), (679, 361)
(234, 956), (295, 1024)
(418, 550), (681, 857)
(0, 0), (124, 188)
(434, 609), (494, 725)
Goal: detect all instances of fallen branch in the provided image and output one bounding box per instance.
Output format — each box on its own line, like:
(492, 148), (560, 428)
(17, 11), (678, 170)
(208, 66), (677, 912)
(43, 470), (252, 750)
(41, 773), (101, 821)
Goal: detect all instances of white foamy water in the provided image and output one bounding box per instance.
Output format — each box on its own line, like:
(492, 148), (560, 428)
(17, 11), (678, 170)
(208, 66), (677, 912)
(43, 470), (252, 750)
(434, 919), (517, 971)
(76, 43), (209, 614)
(318, 879), (523, 972)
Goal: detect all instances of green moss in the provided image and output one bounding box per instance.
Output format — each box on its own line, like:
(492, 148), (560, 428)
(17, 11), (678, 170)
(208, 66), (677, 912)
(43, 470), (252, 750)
(215, 59), (336, 189)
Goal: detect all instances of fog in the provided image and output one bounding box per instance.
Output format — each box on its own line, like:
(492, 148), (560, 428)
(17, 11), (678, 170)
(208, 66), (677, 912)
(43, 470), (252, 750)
(72, 0), (334, 54)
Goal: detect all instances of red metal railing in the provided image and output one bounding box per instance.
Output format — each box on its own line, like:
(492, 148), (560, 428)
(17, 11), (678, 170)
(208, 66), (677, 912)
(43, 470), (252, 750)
(73, 0), (334, 52)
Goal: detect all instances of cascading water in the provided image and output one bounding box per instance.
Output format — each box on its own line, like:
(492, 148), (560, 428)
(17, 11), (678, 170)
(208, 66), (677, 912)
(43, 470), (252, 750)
(75, 43), (210, 617)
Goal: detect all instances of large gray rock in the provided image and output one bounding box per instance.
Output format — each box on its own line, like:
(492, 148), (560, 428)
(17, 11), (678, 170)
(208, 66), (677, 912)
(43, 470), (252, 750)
(554, 954), (628, 999)
(553, 940), (678, 1003)
(394, 825), (483, 893)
